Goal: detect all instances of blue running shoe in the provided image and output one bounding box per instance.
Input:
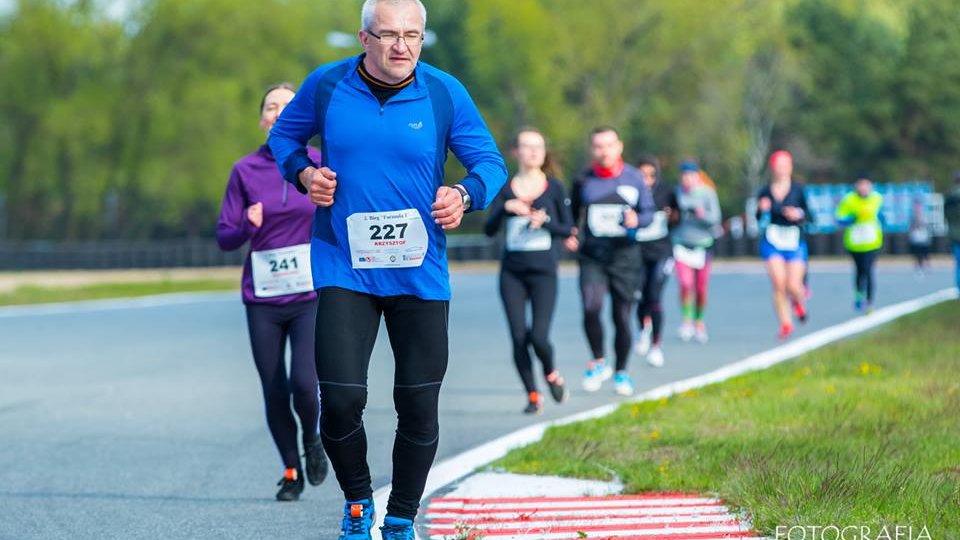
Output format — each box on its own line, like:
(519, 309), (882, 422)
(339, 499), (375, 540)
(380, 516), (415, 540)
(613, 370), (635, 396)
(582, 362), (613, 392)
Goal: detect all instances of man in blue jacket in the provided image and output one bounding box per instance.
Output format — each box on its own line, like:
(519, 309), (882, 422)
(268, 1), (507, 538)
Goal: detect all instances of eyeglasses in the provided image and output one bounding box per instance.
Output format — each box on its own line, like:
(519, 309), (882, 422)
(366, 30), (424, 47)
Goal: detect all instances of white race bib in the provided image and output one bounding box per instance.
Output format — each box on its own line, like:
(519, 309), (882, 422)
(765, 224), (801, 251)
(587, 204), (628, 238)
(346, 209), (428, 269)
(635, 210), (669, 242)
(672, 244), (706, 270)
(849, 223), (879, 246)
(505, 216), (552, 252)
(251, 243), (313, 298)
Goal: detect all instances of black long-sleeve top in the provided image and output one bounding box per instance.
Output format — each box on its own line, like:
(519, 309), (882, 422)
(484, 177), (574, 273)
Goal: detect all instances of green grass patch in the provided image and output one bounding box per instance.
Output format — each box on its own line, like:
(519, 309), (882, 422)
(495, 301), (960, 536)
(0, 280), (237, 306)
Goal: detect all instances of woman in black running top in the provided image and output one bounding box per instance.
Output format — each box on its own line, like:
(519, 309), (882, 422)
(633, 156), (678, 368)
(485, 128), (574, 414)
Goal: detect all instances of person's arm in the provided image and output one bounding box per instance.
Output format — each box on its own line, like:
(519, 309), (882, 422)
(483, 189), (509, 237)
(686, 189), (721, 228)
(569, 179), (584, 229)
(445, 79), (508, 211)
(756, 188), (771, 228)
(703, 189), (722, 227)
(633, 181), (656, 228)
(216, 166), (255, 251)
(268, 70), (322, 194)
(542, 181), (575, 237)
(835, 193), (855, 226)
(667, 188), (681, 224)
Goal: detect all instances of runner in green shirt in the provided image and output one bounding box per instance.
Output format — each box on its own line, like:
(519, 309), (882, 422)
(835, 175), (884, 313)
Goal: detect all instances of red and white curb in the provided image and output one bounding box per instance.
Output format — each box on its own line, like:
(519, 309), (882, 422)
(421, 473), (760, 540)
(425, 494), (759, 539)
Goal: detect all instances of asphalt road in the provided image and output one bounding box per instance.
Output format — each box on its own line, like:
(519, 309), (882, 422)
(0, 261), (953, 539)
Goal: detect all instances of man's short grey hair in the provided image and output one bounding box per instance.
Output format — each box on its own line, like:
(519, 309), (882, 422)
(360, 0), (427, 32)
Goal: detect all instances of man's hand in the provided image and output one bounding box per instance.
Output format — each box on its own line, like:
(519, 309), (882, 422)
(623, 208), (639, 229)
(299, 166), (337, 207)
(432, 186), (465, 230)
(246, 202), (263, 228)
(758, 197), (772, 212)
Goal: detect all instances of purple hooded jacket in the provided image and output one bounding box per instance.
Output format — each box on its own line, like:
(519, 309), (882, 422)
(217, 144), (321, 305)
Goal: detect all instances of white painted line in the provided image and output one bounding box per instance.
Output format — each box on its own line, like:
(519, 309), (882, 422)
(434, 472), (625, 499)
(370, 287), (958, 538)
(0, 291), (236, 318)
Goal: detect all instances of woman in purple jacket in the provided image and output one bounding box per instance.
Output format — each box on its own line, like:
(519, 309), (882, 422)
(216, 83), (326, 501)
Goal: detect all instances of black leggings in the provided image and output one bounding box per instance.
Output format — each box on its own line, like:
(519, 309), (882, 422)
(499, 268), (558, 395)
(636, 256), (672, 345)
(314, 287), (448, 521)
(851, 250), (879, 303)
(245, 299), (320, 470)
(580, 257), (638, 372)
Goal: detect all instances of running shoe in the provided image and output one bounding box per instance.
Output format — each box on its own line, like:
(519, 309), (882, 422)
(582, 362), (613, 392)
(635, 327), (652, 356)
(694, 324), (709, 344)
(646, 346), (664, 368)
(380, 516), (415, 540)
(275, 468), (304, 502)
(339, 499), (375, 540)
(613, 371), (635, 396)
(678, 321), (695, 342)
(778, 323), (794, 341)
(864, 303), (874, 314)
(523, 392), (543, 415)
(545, 371), (569, 403)
(304, 436), (328, 486)
(793, 301), (808, 324)
(854, 293), (865, 313)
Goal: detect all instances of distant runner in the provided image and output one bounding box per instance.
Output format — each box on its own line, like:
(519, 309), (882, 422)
(485, 128), (573, 414)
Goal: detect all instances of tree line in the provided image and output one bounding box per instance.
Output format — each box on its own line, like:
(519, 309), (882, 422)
(1, 0), (959, 240)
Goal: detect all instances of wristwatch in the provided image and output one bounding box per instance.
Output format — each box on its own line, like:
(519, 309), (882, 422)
(453, 184), (472, 211)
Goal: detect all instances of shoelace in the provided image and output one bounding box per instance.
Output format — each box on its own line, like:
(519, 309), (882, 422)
(380, 524), (411, 540)
(276, 477), (296, 488)
(343, 510), (368, 535)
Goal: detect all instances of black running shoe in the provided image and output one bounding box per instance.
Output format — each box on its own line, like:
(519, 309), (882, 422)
(276, 472), (304, 501)
(304, 437), (328, 486)
(522, 392), (543, 415)
(545, 372), (569, 404)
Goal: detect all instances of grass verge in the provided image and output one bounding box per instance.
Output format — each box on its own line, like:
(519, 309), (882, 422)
(0, 280), (237, 306)
(495, 301), (960, 536)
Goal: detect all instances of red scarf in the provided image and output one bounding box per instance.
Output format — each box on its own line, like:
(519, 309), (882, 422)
(592, 158), (625, 179)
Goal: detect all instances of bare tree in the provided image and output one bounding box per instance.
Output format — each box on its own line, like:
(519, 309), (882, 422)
(742, 49), (788, 197)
